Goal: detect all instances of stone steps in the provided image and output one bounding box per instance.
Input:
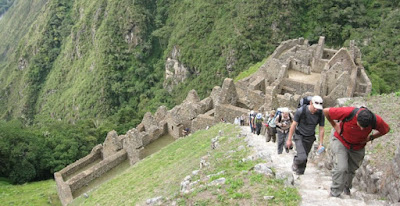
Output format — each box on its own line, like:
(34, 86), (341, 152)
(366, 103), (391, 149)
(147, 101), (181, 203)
(241, 126), (390, 206)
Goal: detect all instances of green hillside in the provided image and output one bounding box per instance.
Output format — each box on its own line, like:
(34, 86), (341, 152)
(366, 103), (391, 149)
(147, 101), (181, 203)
(0, 178), (60, 206)
(1, 0), (400, 184)
(1, 0), (399, 129)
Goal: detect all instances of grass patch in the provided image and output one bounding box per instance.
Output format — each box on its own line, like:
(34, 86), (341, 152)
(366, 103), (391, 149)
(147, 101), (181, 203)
(0, 178), (61, 206)
(72, 123), (239, 205)
(262, 179), (300, 205)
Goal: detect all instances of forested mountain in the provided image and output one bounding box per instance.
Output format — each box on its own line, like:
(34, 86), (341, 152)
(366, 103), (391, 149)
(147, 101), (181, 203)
(0, 0), (399, 183)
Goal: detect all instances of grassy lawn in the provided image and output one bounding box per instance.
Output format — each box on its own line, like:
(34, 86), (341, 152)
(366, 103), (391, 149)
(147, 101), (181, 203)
(0, 177), (61, 206)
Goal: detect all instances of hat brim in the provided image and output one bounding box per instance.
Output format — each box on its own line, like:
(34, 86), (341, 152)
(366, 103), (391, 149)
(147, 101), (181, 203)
(314, 104), (323, 110)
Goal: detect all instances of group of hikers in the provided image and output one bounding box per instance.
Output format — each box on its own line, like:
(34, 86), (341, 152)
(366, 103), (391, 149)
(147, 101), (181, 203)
(241, 95), (390, 198)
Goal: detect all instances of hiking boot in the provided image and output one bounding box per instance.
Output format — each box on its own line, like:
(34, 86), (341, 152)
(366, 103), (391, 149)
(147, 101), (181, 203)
(329, 190), (340, 198)
(344, 187), (351, 196)
(292, 163), (298, 172)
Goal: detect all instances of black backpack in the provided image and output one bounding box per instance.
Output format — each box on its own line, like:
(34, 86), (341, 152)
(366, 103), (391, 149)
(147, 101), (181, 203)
(297, 96), (313, 108)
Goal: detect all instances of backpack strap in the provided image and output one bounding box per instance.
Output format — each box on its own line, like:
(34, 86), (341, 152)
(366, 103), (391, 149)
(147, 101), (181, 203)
(340, 108), (359, 136)
(298, 104), (322, 124)
(340, 107), (377, 135)
(299, 104), (307, 124)
(338, 107), (377, 150)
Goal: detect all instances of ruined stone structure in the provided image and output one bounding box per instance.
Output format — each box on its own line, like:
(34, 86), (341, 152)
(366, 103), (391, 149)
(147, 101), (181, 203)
(55, 37), (372, 205)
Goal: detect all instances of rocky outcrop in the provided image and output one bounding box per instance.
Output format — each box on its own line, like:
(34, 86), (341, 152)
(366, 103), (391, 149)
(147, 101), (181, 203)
(163, 46), (190, 92)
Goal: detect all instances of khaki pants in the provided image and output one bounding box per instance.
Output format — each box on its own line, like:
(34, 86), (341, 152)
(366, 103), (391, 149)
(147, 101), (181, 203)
(266, 127), (277, 142)
(330, 137), (365, 196)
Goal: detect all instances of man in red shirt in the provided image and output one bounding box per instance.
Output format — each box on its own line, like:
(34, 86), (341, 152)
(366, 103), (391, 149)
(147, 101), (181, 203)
(323, 107), (390, 197)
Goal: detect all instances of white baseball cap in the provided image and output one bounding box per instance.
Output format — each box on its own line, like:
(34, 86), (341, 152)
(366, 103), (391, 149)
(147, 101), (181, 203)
(311, 96), (323, 110)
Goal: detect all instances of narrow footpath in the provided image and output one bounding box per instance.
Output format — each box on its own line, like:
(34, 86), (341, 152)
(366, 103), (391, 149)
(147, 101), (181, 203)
(241, 126), (389, 206)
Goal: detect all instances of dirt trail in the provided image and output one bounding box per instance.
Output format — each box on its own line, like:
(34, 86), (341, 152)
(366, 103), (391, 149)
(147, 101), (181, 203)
(241, 126), (389, 206)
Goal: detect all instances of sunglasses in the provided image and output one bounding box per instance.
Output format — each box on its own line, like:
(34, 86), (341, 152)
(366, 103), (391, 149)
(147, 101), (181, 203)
(314, 101), (323, 105)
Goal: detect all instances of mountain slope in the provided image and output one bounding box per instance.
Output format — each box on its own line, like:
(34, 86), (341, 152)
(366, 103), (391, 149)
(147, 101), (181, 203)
(1, 0), (400, 129)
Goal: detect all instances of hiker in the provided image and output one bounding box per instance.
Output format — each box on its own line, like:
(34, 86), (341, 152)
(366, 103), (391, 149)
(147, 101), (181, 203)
(275, 108), (293, 154)
(183, 127), (190, 136)
(286, 96), (325, 175)
(234, 116), (240, 125)
(323, 106), (390, 197)
(265, 110), (277, 143)
(240, 114), (245, 126)
(249, 110), (256, 133)
(260, 111), (268, 136)
(255, 113), (264, 135)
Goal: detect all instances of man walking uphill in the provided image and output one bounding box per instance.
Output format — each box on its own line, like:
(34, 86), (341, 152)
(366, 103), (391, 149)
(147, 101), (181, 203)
(286, 96), (325, 175)
(323, 106), (390, 197)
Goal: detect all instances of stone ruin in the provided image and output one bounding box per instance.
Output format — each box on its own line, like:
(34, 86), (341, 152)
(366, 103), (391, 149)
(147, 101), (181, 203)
(54, 36), (372, 205)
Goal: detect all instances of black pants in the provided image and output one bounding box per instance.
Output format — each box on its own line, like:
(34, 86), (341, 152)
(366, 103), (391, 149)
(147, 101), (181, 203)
(293, 133), (316, 174)
(256, 123), (262, 135)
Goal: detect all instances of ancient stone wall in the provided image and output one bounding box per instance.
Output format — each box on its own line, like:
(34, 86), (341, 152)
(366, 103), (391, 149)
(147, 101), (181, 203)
(60, 145), (102, 181)
(214, 104), (249, 124)
(322, 49), (337, 59)
(191, 113), (214, 132)
(54, 173), (73, 206)
(68, 150), (127, 193)
(281, 79), (315, 95)
(271, 38), (304, 59)
(311, 36), (326, 72)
